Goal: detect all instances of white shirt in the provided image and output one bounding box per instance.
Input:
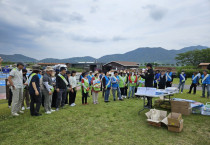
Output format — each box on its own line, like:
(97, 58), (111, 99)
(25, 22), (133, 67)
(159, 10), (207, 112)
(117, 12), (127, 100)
(69, 76), (77, 88)
(9, 67), (23, 89)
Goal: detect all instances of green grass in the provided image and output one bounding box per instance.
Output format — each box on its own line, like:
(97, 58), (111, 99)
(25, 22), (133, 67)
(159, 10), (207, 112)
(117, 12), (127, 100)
(173, 78), (192, 85)
(0, 89), (210, 145)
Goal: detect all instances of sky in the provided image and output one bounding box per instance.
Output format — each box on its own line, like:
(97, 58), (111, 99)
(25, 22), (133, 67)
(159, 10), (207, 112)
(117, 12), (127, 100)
(0, 0), (210, 60)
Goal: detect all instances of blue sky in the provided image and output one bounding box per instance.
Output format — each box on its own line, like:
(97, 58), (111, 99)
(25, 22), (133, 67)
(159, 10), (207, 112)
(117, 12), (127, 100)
(0, 0), (210, 59)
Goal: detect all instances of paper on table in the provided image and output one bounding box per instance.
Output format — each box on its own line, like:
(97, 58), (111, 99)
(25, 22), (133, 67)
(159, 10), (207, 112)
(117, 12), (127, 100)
(137, 87), (146, 95)
(146, 87), (157, 96)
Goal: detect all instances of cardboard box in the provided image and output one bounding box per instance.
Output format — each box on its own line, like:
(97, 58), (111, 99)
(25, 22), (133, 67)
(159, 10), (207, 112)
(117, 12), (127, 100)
(167, 112), (182, 127)
(171, 100), (192, 115)
(168, 119), (184, 133)
(145, 109), (168, 127)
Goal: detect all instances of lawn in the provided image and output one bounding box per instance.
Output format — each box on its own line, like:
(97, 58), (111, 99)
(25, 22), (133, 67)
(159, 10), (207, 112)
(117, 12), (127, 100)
(0, 88), (210, 145)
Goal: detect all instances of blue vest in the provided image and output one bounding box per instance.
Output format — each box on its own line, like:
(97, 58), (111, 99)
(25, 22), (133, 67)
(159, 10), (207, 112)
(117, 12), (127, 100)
(154, 73), (160, 83)
(166, 72), (173, 82)
(201, 74), (210, 84)
(104, 76), (111, 88)
(179, 74), (186, 82)
(192, 75), (198, 84)
(111, 76), (119, 88)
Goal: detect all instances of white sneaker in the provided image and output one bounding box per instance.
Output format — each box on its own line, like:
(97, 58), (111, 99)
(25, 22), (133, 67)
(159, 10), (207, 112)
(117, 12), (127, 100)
(56, 108), (59, 111)
(19, 111), (24, 114)
(124, 96), (127, 98)
(73, 103), (76, 106)
(22, 107), (25, 110)
(70, 104), (75, 107)
(12, 113), (19, 116)
(51, 109), (55, 112)
(26, 107), (30, 109)
(181, 92), (183, 94)
(45, 111), (51, 114)
(8, 106), (11, 108)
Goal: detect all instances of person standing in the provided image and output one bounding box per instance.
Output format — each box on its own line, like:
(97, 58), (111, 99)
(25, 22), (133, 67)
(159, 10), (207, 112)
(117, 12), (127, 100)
(69, 71), (77, 107)
(141, 63), (154, 108)
(42, 66), (55, 114)
(158, 71), (166, 89)
(21, 69), (30, 110)
(128, 70), (137, 98)
(119, 72), (127, 98)
(28, 65), (42, 116)
(200, 70), (210, 98)
(65, 71), (71, 104)
(103, 71), (111, 102)
(188, 72), (199, 94)
(8, 62), (25, 116)
(166, 69), (173, 87)
(81, 72), (90, 105)
(91, 72), (101, 104)
(111, 71), (123, 101)
(137, 72), (145, 87)
(154, 70), (160, 88)
(56, 67), (70, 111)
(178, 70), (187, 94)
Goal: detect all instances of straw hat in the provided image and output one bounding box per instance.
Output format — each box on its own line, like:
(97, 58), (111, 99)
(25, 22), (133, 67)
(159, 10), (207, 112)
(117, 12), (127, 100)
(45, 66), (53, 71)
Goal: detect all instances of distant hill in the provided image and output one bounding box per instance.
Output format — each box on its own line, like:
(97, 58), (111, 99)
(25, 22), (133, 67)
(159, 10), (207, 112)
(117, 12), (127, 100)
(0, 45), (209, 64)
(0, 54), (37, 62)
(97, 45), (209, 64)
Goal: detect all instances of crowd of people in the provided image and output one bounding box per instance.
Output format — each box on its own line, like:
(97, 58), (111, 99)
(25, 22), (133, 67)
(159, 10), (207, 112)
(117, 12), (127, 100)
(7, 62), (210, 117)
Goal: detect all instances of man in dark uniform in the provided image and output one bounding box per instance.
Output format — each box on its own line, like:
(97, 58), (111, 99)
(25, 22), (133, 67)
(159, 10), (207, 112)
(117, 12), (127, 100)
(141, 63), (154, 108)
(29, 65), (42, 116)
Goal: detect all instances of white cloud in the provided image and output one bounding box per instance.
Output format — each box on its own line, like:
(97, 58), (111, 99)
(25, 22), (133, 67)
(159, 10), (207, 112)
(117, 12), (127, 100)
(0, 0), (209, 59)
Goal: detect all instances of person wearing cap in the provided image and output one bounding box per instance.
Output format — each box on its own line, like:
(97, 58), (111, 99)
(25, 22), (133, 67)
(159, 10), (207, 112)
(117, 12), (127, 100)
(178, 70), (187, 94)
(188, 72), (199, 94)
(111, 71), (123, 101)
(21, 69), (30, 110)
(8, 62), (25, 116)
(81, 72), (90, 105)
(42, 66), (55, 114)
(128, 70), (137, 99)
(140, 63), (154, 108)
(28, 65), (42, 116)
(119, 71), (127, 99)
(165, 69), (173, 87)
(91, 72), (101, 104)
(200, 70), (210, 98)
(69, 70), (77, 106)
(103, 71), (111, 102)
(56, 67), (70, 111)
(154, 70), (160, 88)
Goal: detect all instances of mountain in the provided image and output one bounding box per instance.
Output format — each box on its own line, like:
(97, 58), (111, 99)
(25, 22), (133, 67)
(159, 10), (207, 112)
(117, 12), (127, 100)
(39, 56), (96, 63)
(0, 54), (37, 62)
(0, 45), (209, 64)
(97, 45), (209, 64)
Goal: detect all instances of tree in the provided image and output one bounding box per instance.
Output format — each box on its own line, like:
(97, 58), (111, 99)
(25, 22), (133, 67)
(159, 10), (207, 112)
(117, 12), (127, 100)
(175, 48), (210, 66)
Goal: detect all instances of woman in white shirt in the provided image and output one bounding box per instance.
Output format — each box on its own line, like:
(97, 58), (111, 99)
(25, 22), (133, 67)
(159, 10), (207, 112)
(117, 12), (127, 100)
(69, 71), (77, 106)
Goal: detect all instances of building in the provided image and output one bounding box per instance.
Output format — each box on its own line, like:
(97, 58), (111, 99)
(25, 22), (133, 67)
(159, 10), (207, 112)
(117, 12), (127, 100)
(198, 63), (210, 70)
(70, 62), (104, 72)
(102, 61), (139, 71)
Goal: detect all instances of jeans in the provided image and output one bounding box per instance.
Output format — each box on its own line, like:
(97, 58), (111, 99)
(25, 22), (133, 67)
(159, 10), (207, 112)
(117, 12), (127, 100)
(128, 86), (135, 98)
(104, 88), (110, 101)
(202, 84), (210, 98)
(56, 89), (67, 108)
(178, 82), (185, 92)
(112, 87), (122, 100)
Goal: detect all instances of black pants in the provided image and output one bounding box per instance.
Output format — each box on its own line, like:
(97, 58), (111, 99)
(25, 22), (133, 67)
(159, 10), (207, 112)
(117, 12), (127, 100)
(166, 81), (172, 88)
(120, 88), (126, 96)
(65, 92), (68, 104)
(56, 89), (67, 108)
(159, 83), (166, 89)
(189, 83), (197, 94)
(147, 97), (152, 108)
(154, 83), (158, 88)
(8, 89), (13, 106)
(51, 91), (57, 108)
(125, 86), (128, 96)
(69, 89), (77, 105)
(30, 93), (41, 116)
(82, 90), (88, 104)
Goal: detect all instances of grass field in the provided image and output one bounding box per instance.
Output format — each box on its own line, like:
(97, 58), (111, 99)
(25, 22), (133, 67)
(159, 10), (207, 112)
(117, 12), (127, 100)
(0, 81), (210, 145)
